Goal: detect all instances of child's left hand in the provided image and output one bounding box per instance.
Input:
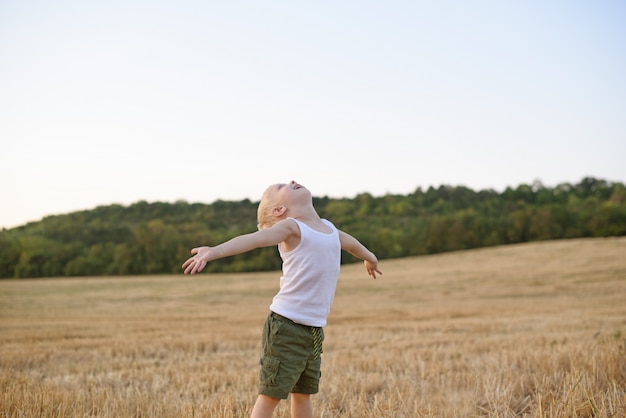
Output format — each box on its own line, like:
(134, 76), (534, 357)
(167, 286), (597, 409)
(364, 260), (382, 279)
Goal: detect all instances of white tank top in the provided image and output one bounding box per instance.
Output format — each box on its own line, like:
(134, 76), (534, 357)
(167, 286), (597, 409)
(269, 218), (341, 327)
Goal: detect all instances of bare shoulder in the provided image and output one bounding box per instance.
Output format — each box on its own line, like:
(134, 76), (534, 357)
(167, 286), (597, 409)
(338, 229), (359, 248)
(337, 229), (352, 239)
(273, 218), (301, 251)
(271, 218), (301, 236)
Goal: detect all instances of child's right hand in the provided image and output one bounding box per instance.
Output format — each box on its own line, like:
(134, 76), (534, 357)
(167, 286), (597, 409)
(182, 246), (214, 275)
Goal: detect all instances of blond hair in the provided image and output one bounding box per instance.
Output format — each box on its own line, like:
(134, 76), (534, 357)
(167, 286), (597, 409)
(257, 186), (279, 230)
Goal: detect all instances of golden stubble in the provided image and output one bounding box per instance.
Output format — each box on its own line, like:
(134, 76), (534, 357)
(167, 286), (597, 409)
(1, 237), (625, 417)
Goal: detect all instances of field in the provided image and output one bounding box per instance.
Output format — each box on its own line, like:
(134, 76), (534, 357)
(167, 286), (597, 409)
(1, 237), (625, 417)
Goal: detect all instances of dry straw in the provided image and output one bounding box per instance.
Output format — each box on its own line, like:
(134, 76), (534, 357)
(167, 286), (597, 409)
(1, 237), (625, 417)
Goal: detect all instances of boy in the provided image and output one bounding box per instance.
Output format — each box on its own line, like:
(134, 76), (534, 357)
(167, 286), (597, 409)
(182, 180), (381, 418)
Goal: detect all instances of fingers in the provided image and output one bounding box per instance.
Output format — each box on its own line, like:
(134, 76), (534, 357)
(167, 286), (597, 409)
(364, 260), (382, 279)
(194, 260), (206, 274)
(182, 254), (206, 275)
(366, 265), (382, 279)
(182, 247), (206, 275)
(182, 259), (193, 275)
(183, 259), (206, 275)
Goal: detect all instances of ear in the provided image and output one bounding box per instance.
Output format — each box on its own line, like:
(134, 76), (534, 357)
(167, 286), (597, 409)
(272, 206), (287, 217)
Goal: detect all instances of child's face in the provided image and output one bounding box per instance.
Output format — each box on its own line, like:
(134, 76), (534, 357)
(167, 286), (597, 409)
(271, 180), (310, 206)
(257, 180), (311, 230)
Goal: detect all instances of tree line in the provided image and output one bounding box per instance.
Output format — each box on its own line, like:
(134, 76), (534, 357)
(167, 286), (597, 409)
(1, 177), (624, 279)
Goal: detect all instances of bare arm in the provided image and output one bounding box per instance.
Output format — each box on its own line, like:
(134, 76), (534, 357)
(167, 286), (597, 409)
(338, 230), (382, 279)
(182, 219), (298, 275)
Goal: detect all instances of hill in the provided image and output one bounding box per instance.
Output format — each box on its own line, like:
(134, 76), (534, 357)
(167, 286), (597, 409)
(1, 176), (625, 278)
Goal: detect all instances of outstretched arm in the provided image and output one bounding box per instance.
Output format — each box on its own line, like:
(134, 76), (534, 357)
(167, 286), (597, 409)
(182, 219), (298, 275)
(338, 230), (382, 279)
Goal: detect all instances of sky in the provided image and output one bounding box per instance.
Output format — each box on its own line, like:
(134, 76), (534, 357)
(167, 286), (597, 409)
(1, 1), (625, 229)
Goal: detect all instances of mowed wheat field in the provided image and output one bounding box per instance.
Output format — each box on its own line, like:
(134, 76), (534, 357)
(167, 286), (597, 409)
(1, 237), (625, 417)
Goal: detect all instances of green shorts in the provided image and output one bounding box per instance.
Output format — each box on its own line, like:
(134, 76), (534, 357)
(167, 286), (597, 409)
(258, 311), (324, 399)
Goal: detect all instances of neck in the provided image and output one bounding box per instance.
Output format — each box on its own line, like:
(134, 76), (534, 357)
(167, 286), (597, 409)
(287, 205), (320, 223)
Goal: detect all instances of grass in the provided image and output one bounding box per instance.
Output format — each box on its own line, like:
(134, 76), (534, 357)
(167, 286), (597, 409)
(1, 237), (625, 417)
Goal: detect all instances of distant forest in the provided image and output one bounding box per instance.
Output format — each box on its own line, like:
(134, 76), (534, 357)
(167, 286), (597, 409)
(1, 177), (625, 279)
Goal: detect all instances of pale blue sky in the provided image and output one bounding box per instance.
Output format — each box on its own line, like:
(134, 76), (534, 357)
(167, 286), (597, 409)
(1, 1), (625, 228)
